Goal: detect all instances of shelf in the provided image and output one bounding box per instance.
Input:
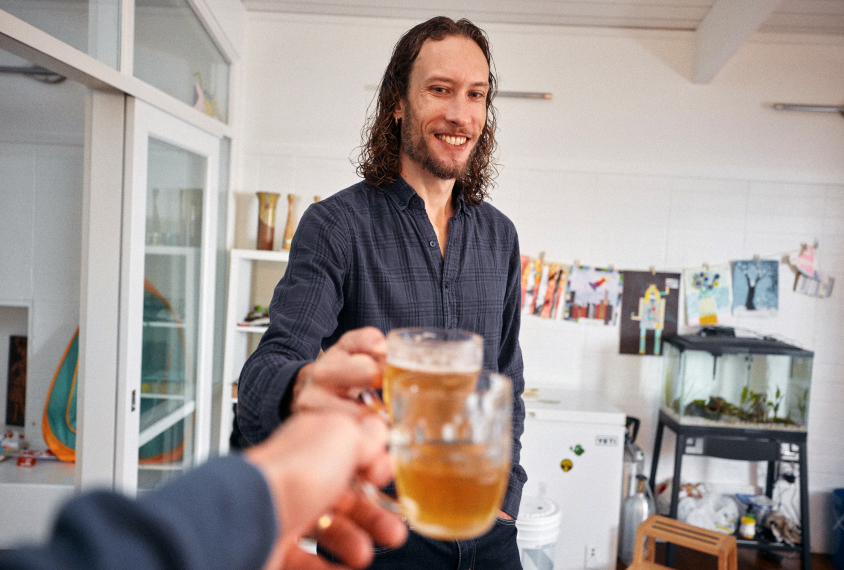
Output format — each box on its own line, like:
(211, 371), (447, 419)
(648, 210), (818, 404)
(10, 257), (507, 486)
(139, 400), (196, 447)
(141, 393), (186, 401)
(231, 248), (289, 263)
(145, 245), (200, 256)
(235, 324), (268, 334)
(143, 320), (185, 329)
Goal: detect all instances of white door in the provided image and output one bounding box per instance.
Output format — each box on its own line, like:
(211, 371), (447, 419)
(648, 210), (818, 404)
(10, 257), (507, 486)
(117, 98), (219, 495)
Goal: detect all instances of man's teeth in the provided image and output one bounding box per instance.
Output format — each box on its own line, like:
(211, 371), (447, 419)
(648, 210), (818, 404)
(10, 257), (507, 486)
(437, 135), (467, 146)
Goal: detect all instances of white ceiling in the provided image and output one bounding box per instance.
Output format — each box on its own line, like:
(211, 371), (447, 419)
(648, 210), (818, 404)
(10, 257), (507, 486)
(240, 0), (844, 35)
(240, 0), (844, 83)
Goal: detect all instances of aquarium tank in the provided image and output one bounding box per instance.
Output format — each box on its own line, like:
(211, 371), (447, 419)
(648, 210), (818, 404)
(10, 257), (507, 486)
(662, 328), (812, 431)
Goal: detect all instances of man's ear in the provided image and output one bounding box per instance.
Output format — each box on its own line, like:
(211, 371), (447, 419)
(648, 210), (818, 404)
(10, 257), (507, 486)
(393, 99), (403, 122)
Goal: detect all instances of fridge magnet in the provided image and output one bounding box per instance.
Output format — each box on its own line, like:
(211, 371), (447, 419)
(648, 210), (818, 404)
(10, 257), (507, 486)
(564, 265), (623, 325)
(684, 265), (732, 326)
(619, 271), (680, 356)
(732, 259), (779, 316)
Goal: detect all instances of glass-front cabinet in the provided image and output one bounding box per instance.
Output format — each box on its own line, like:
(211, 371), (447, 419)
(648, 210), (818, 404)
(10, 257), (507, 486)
(120, 99), (220, 494)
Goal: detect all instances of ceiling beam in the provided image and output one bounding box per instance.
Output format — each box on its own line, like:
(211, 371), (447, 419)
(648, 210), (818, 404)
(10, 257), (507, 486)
(693, 0), (783, 84)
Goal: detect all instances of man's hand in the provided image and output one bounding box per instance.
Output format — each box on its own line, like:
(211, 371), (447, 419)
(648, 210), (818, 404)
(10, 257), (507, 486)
(246, 411), (406, 570)
(292, 327), (386, 415)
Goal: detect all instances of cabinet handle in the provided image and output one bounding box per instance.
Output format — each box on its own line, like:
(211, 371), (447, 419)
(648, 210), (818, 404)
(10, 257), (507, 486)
(131, 390), (136, 412)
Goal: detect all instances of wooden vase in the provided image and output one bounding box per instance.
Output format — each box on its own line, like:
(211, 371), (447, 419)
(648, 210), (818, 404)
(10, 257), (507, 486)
(256, 192), (280, 250)
(283, 194), (296, 250)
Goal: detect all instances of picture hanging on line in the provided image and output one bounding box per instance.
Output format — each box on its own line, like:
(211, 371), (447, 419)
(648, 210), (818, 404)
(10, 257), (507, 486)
(619, 271), (681, 356)
(564, 265), (623, 325)
(683, 265), (732, 326)
(732, 259), (779, 316)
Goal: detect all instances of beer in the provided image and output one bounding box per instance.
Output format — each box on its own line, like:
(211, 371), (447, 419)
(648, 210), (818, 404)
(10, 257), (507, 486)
(382, 362), (479, 407)
(394, 441), (510, 540)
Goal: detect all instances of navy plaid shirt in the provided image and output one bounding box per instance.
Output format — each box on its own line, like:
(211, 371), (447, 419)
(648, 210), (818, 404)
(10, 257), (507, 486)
(238, 176), (526, 517)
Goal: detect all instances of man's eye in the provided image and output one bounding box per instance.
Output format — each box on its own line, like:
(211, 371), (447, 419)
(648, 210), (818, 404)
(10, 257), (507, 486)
(432, 87), (447, 93)
(471, 92), (486, 99)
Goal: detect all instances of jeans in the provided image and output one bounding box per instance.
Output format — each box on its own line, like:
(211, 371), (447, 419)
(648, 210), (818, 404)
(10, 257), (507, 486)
(319, 517), (522, 570)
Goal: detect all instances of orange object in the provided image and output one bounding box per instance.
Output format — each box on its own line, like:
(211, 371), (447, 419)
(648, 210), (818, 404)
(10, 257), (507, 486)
(283, 194), (296, 250)
(17, 455), (36, 468)
(627, 515), (737, 570)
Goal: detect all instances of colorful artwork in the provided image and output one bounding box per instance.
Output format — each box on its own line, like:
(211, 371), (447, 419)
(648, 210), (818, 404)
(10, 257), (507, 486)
(6, 336), (27, 427)
(565, 265), (623, 325)
(520, 256), (569, 320)
(684, 266), (732, 326)
(794, 273), (835, 298)
(619, 272), (681, 355)
(732, 259), (779, 316)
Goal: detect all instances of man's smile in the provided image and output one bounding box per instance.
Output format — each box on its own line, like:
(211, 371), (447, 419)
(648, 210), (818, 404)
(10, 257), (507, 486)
(435, 134), (468, 147)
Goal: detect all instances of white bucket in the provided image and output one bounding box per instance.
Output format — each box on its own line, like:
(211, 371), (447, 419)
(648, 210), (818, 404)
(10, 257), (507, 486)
(517, 497), (562, 570)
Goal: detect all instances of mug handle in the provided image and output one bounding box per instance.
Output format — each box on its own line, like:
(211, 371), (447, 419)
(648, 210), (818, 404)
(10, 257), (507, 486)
(354, 479), (403, 516)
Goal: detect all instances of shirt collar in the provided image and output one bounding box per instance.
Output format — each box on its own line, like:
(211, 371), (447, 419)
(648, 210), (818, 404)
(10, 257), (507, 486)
(383, 176), (472, 218)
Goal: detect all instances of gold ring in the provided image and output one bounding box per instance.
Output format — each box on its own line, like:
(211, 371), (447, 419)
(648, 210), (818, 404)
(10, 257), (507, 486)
(317, 514), (334, 530)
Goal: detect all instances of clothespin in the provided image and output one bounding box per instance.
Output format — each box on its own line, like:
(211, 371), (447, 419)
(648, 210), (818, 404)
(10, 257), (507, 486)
(608, 264), (615, 272)
(703, 262), (710, 272)
(538, 251), (546, 264)
(650, 266), (656, 276)
(574, 259), (581, 268)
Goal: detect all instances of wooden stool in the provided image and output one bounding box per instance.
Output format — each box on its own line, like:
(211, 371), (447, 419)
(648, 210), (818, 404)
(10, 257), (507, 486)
(627, 515), (738, 570)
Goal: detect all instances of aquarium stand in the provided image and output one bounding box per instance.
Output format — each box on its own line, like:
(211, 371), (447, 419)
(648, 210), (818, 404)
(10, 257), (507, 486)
(648, 410), (810, 570)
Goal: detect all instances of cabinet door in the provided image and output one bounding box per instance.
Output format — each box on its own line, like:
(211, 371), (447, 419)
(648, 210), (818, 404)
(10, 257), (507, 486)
(118, 98), (219, 495)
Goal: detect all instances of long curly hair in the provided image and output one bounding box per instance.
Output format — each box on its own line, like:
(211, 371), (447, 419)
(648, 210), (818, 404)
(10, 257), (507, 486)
(354, 17), (499, 206)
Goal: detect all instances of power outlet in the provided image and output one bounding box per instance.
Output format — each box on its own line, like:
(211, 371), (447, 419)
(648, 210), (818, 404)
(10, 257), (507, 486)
(585, 544), (599, 569)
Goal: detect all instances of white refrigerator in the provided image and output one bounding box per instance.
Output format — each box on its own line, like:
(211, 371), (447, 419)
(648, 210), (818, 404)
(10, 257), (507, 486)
(518, 388), (626, 570)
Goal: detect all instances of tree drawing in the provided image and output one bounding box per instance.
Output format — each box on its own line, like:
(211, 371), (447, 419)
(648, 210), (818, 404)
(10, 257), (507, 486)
(739, 261), (773, 311)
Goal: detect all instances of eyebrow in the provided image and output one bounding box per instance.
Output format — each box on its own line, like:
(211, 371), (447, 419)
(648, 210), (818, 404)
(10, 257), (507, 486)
(426, 75), (489, 89)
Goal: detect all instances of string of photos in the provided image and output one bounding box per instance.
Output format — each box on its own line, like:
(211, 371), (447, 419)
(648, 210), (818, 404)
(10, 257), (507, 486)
(519, 241), (835, 357)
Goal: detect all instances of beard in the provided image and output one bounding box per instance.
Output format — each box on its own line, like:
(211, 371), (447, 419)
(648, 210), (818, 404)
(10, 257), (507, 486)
(400, 106), (477, 181)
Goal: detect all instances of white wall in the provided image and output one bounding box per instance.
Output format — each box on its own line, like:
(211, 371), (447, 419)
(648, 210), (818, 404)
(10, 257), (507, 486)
(0, 53), (85, 451)
(239, 13), (844, 553)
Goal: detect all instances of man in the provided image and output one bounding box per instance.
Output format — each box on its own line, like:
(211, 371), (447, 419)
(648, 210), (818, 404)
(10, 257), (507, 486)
(0, 411), (406, 570)
(239, 16), (525, 570)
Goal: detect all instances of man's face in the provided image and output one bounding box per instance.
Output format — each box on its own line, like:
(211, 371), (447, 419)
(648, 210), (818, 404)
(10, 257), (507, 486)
(395, 35), (490, 181)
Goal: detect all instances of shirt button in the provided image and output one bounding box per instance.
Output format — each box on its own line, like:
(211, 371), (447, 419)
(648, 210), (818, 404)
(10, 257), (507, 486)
(428, 240), (436, 248)
(445, 283), (450, 289)
(412, 197), (420, 206)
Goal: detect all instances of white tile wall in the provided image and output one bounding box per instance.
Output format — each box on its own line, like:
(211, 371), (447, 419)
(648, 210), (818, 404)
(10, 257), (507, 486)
(240, 14), (844, 552)
(0, 142), (83, 447)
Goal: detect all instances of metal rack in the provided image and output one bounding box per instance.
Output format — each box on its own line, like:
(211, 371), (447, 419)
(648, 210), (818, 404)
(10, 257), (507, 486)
(649, 409), (811, 570)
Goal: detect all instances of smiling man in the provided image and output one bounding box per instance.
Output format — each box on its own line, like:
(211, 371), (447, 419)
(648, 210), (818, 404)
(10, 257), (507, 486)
(238, 17), (526, 570)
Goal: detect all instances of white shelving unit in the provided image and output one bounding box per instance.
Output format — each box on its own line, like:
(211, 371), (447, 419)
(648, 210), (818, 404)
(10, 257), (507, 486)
(218, 248), (289, 453)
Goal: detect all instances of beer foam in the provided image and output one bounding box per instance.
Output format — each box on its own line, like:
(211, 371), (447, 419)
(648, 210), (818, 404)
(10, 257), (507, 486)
(386, 358), (481, 375)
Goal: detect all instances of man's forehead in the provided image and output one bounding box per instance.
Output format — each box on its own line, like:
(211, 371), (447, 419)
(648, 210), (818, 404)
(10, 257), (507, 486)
(411, 36), (489, 83)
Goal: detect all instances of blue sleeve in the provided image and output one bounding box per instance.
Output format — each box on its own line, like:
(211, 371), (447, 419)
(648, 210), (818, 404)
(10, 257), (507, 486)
(0, 456), (277, 570)
(499, 228), (527, 519)
(237, 201), (350, 444)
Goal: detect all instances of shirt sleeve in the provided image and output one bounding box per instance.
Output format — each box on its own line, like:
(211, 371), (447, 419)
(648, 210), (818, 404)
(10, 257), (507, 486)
(0, 455), (277, 570)
(238, 201), (350, 444)
(498, 229), (528, 519)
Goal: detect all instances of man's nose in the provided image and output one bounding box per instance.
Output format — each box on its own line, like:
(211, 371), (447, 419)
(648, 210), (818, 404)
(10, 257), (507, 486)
(444, 95), (472, 126)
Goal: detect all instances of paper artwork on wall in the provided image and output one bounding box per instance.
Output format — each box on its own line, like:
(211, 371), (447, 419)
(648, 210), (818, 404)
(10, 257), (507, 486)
(619, 271), (681, 355)
(732, 259), (779, 316)
(565, 265), (623, 325)
(683, 265), (732, 326)
(794, 273), (835, 298)
(520, 255), (569, 319)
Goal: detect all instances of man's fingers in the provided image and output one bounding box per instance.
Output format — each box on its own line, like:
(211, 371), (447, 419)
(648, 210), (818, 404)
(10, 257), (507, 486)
(313, 352), (383, 391)
(338, 493), (408, 550)
(315, 513), (374, 569)
(334, 326), (387, 357)
(292, 385), (368, 416)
